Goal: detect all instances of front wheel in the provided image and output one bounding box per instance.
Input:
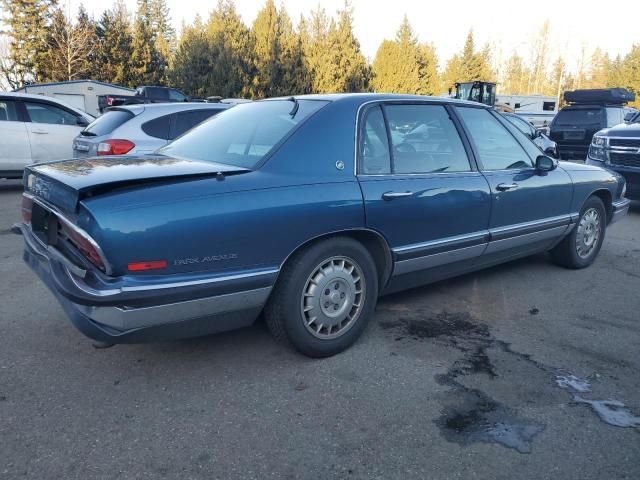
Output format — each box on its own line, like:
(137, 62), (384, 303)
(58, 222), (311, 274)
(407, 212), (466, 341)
(550, 196), (607, 269)
(265, 237), (379, 357)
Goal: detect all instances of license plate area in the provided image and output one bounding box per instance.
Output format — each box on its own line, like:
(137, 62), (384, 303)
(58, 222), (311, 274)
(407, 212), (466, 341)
(563, 131), (585, 140)
(31, 203), (58, 246)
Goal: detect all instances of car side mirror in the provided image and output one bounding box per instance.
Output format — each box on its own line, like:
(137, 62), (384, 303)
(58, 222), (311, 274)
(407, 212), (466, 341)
(76, 117), (89, 127)
(536, 155), (557, 172)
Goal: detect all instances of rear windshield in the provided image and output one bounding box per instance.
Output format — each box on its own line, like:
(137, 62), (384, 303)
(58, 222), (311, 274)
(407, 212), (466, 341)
(83, 110), (134, 136)
(158, 99), (328, 168)
(555, 108), (602, 126)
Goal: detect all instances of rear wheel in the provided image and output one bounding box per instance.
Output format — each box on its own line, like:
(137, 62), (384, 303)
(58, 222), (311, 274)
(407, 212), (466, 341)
(551, 196), (606, 269)
(265, 237), (378, 358)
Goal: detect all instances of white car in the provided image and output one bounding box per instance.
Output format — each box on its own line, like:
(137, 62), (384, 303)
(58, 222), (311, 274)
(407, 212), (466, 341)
(0, 92), (94, 179)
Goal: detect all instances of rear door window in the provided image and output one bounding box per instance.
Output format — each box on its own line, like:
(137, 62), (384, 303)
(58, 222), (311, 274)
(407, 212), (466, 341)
(360, 106), (391, 174)
(141, 114), (171, 139)
(384, 104), (471, 174)
(0, 100), (19, 121)
(83, 110), (134, 136)
(457, 107), (533, 170)
(169, 109), (222, 140)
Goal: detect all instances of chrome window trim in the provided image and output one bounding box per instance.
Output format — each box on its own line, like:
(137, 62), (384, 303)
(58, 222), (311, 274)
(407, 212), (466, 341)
(24, 192), (113, 276)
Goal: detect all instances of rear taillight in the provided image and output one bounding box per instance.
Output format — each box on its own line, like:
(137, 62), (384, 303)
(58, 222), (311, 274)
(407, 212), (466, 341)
(59, 221), (105, 272)
(97, 139), (135, 156)
(21, 194), (33, 224)
(106, 96), (114, 106)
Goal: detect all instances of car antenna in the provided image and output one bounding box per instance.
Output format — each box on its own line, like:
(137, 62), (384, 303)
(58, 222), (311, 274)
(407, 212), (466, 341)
(288, 96), (299, 117)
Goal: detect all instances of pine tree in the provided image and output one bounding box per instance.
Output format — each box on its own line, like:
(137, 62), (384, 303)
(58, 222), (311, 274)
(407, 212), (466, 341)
(372, 16), (438, 95)
(620, 44), (640, 108)
(169, 17), (210, 96)
(441, 54), (462, 94)
(250, 0), (283, 98)
(95, 0), (134, 86)
(129, 0), (165, 86)
(327, 1), (370, 92)
(76, 4), (99, 80)
(0, 0), (58, 87)
(205, 0), (253, 98)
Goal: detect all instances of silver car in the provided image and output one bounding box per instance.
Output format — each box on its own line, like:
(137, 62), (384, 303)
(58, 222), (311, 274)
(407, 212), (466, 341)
(73, 103), (230, 158)
(502, 112), (558, 158)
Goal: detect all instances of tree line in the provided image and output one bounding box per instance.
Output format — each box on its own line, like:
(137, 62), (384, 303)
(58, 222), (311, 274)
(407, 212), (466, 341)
(1, 0), (639, 107)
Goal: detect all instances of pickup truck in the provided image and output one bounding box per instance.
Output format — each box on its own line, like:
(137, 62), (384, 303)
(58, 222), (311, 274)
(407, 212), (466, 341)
(98, 86), (193, 113)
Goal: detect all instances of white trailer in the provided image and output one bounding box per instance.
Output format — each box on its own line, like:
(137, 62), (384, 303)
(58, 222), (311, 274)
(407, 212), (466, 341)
(496, 94), (557, 113)
(14, 80), (135, 117)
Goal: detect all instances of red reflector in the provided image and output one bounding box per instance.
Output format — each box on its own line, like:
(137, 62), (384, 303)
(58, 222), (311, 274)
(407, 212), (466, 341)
(21, 194), (33, 224)
(97, 139), (135, 156)
(128, 260), (168, 272)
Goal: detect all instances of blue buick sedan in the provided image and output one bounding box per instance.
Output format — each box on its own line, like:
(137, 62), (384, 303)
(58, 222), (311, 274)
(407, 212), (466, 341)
(19, 94), (630, 357)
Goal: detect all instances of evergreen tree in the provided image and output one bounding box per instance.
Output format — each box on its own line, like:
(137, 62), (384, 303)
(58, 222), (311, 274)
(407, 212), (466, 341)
(327, 1), (370, 92)
(441, 54), (462, 94)
(620, 44), (640, 108)
(372, 16), (438, 95)
(95, 0), (134, 86)
(169, 17), (210, 96)
(205, 0), (253, 98)
(0, 0), (58, 87)
(76, 4), (100, 80)
(129, 0), (165, 86)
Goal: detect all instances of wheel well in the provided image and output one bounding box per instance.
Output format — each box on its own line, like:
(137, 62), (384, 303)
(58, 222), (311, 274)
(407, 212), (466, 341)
(282, 230), (394, 289)
(591, 189), (613, 223)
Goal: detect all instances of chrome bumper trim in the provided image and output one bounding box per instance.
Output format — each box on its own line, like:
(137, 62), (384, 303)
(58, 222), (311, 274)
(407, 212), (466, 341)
(75, 287), (273, 330)
(611, 199), (631, 224)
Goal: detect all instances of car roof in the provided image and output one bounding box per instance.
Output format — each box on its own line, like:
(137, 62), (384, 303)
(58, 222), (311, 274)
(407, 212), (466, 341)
(109, 102), (231, 115)
(0, 91), (94, 118)
(269, 93), (489, 108)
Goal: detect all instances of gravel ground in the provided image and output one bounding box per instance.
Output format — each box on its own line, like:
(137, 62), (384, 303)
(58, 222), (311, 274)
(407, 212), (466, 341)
(1, 178), (639, 480)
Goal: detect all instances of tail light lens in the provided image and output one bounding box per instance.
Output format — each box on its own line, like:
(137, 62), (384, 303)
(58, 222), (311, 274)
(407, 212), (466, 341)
(21, 194), (33, 224)
(59, 221), (106, 272)
(128, 260), (168, 272)
(97, 139), (135, 156)
(106, 97), (114, 106)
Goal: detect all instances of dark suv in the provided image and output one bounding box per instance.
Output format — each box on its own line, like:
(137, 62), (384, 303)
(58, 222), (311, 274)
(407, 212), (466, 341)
(550, 89), (634, 160)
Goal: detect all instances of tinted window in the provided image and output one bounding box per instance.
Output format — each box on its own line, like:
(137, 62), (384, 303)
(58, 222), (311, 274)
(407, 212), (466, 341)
(169, 109), (222, 140)
(457, 107), (533, 170)
(141, 114), (171, 139)
(159, 100), (327, 169)
(360, 106), (390, 174)
(0, 100), (19, 121)
(83, 110), (134, 136)
(168, 89), (187, 102)
(605, 107), (623, 127)
(25, 102), (78, 125)
(555, 108), (602, 126)
(385, 104), (470, 174)
(145, 87), (169, 100)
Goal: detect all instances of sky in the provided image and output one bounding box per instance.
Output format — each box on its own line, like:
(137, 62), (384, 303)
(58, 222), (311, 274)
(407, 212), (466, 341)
(66, 0), (639, 71)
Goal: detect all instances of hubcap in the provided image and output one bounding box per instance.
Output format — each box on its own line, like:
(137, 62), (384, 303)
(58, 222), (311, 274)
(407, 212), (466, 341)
(576, 207), (601, 259)
(301, 256), (365, 340)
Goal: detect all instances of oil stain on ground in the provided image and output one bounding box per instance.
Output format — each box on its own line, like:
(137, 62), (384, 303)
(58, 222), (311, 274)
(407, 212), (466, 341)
(379, 311), (546, 453)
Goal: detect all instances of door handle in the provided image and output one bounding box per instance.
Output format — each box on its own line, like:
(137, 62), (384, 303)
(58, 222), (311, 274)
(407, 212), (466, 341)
(382, 191), (413, 201)
(496, 183), (518, 192)
(31, 129), (48, 134)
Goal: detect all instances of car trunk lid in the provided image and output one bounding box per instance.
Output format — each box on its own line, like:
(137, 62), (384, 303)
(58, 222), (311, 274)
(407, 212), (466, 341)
(24, 155), (250, 213)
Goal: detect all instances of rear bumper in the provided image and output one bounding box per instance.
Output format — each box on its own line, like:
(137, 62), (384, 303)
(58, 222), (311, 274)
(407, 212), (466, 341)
(21, 224), (274, 343)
